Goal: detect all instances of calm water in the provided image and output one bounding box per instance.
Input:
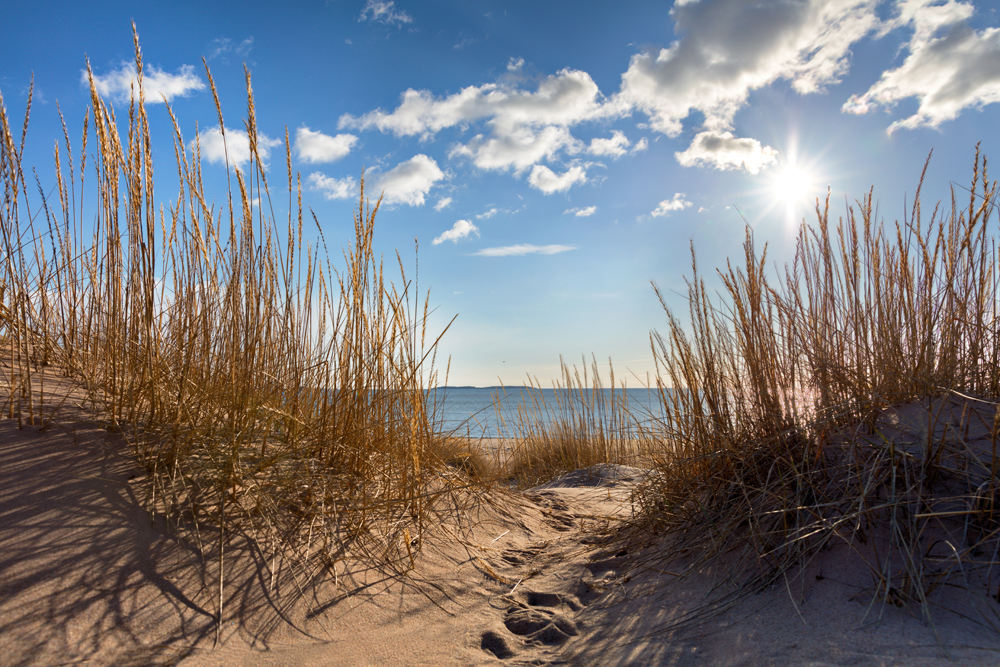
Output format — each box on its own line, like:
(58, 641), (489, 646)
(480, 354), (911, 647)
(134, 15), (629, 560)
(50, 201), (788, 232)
(428, 386), (668, 438)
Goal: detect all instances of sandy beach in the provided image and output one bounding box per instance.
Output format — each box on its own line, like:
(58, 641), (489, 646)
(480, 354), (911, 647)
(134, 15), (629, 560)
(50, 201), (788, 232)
(3, 373), (1000, 666)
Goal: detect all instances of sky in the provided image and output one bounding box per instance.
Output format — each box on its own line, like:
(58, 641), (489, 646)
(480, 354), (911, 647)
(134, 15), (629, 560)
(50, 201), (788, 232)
(3, 0), (1000, 387)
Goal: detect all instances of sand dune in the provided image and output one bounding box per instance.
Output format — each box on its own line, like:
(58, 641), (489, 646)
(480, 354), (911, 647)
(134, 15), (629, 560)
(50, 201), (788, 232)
(3, 378), (1000, 666)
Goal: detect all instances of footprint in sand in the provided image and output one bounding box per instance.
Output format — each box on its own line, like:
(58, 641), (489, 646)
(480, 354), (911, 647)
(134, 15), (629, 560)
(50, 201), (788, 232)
(480, 589), (586, 660)
(526, 491), (577, 532)
(577, 548), (630, 602)
(499, 544), (545, 566)
(503, 604), (578, 644)
(480, 629), (517, 660)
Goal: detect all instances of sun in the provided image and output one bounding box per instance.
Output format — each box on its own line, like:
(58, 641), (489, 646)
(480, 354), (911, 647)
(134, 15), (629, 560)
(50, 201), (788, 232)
(772, 166), (813, 203)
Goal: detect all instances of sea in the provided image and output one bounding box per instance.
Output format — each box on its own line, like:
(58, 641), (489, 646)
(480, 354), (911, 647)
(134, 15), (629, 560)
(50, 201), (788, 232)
(427, 386), (668, 439)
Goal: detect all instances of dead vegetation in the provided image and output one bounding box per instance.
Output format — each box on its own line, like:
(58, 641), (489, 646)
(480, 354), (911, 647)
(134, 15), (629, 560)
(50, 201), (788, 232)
(0, 28), (485, 640)
(492, 357), (664, 488)
(626, 149), (1000, 631)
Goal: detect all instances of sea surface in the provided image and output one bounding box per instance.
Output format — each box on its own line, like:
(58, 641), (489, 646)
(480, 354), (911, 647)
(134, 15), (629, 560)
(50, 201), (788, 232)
(428, 386), (668, 438)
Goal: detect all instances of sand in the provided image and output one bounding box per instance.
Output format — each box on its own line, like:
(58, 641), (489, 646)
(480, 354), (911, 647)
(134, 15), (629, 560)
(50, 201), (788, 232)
(3, 372), (1000, 665)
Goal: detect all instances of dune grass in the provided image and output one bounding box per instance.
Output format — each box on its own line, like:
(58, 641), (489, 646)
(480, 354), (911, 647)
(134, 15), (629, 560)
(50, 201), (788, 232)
(628, 149), (1000, 628)
(492, 355), (663, 487)
(0, 31), (480, 634)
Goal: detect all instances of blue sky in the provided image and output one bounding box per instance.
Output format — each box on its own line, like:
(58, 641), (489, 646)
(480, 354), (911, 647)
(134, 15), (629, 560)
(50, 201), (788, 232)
(3, 0), (1000, 387)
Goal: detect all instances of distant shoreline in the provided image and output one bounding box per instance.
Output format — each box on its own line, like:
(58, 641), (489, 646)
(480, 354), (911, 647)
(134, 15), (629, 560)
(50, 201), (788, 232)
(434, 386), (662, 390)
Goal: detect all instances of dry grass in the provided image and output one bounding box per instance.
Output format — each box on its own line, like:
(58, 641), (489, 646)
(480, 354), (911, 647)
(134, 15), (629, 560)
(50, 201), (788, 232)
(494, 356), (663, 487)
(628, 147), (1000, 630)
(0, 28), (479, 636)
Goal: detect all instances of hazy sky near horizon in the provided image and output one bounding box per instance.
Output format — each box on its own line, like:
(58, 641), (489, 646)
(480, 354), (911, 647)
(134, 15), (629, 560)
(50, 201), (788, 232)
(3, 0), (1000, 386)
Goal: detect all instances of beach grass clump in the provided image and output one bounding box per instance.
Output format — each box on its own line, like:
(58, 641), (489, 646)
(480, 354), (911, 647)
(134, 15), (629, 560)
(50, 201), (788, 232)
(425, 434), (495, 480)
(0, 30), (473, 619)
(631, 149), (1000, 628)
(495, 356), (662, 487)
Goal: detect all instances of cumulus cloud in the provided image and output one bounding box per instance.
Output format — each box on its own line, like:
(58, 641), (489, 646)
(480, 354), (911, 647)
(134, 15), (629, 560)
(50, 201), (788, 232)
(528, 165), (587, 194)
(432, 219), (479, 245)
(474, 244), (577, 257)
(450, 125), (582, 173)
(675, 131), (778, 174)
(651, 193), (693, 217)
(359, 0), (413, 25)
(618, 0), (881, 137)
(295, 127), (358, 163)
(565, 206), (597, 217)
(434, 196), (453, 211)
(341, 68), (609, 137)
(308, 173), (358, 200)
(340, 86), (482, 138)
(190, 126), (281, 169)
(508, 57), (525, 72)
(842, 0), (1000, 131)
(588, 130), (631, 158)
(85, 62), (205, 104)
(371, 154), (444, 206)
(341, 68), (615, 173)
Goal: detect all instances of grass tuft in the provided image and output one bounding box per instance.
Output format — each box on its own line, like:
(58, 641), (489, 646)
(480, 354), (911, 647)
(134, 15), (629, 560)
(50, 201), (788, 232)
(0, 31), (476, 633)
(494, 355), (662, 487)
(629, 146), (1000, 629)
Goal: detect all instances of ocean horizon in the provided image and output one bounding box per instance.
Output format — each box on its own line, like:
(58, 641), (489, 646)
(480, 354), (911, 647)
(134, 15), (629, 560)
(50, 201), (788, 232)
(428, 386), (668, 439)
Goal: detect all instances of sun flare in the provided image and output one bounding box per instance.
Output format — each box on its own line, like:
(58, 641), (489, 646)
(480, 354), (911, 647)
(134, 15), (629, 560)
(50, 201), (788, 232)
(772, 166), (813, 203)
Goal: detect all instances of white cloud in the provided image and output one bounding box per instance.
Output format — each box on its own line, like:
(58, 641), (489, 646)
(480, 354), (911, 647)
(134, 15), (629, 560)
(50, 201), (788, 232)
(371, 154), (444, 206)
(308, 173), (358, 200)
(528, 165), (587, 194)
(341, 68), (610, 137)
(632, 137), (649, 153)
(565, 206), (597, 217)
(295, 127), (358, 163)
(675, 131), (778, 174)
(359, 0), (413, 25)
(588, 130), (631, 158)
(474, 244), (577, 257)
(341, 68), (616, 173)
(508, 57), (525, 72)
(450, 125), (583, 173)
(842, 0), (1000, 131)
(477, 207), (500, 219)
(651, 193), (693, 217)
(190, 126), (281, 169)
(432, 219), (479, 245)
(617, 0), (880, 134)
(341, 85), (484, 138)
(434, 196), (453, 211)
(86, 62), (205, 104)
